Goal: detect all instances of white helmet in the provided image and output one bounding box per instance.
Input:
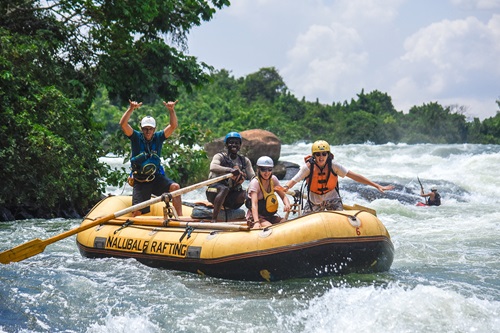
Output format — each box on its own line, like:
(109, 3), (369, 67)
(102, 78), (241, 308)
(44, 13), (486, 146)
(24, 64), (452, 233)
(256, 156), (274, 168)
(140, 116), (156, 128)
(431, 186), (438, 191)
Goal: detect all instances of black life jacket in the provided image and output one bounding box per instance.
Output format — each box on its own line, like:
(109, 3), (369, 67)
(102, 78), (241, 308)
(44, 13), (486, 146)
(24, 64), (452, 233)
(218, 152), (248, 189)
(427, 192), (441, 206)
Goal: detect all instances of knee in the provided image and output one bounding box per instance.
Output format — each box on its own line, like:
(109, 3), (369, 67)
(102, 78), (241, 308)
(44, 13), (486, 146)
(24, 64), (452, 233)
(170, 183), (180, 191)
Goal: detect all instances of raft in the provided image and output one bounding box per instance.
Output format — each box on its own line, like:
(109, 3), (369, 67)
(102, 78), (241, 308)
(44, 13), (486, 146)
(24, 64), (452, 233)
(76, 195), (394, 281)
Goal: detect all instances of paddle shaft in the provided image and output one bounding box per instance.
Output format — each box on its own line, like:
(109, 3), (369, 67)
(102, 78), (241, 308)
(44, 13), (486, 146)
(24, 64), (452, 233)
(417, 176), (424, 192)
(165, 221), (249, 231)
(0, 173), (233, 264)
(417, 176), (426, 204)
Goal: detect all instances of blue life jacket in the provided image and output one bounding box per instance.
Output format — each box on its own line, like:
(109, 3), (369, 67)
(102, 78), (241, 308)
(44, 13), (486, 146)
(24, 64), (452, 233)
(130, 133), (165, 179)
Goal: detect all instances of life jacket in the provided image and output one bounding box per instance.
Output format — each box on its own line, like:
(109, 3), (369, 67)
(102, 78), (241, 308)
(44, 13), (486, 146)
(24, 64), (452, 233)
(304, 155), (338, 195)
(130, 134), (163, 181)
(218, 152), (248, 189)
(427, 192), (441, 206)
(245, 177), (278, 217)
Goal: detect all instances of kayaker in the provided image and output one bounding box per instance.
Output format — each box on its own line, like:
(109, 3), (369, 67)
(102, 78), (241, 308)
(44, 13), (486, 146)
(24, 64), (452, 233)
(420, 186), (441, 206)
(282, 140), (394, 213)
(206, 132), (255, 223)
(245, 156), (291, 229)
(119, 99), (182, 217)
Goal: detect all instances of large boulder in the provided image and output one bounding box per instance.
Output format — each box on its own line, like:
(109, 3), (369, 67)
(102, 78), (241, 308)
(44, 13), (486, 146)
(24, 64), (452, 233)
(204, 129), (281, 165)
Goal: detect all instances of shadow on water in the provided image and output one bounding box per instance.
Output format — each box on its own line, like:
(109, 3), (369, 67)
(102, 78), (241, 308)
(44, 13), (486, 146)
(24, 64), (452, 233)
(171, 269), (399, 301)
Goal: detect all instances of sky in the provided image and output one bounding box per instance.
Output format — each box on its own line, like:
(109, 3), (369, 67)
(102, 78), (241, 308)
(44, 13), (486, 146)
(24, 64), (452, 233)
(186, 0), (500, 120)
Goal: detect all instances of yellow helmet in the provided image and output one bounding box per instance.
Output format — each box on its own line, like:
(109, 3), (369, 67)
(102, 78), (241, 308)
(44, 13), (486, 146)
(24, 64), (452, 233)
(312, 140), (330, 154)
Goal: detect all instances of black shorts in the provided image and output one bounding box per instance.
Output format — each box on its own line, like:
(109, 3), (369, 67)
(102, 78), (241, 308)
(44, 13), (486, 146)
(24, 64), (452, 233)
(133, 174), (176, 214)
(206, 183), (245, 210)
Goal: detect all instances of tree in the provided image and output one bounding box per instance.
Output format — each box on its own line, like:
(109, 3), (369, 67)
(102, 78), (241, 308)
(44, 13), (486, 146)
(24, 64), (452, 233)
(240, 67), (287, 103)
(0, 0), (229, 219)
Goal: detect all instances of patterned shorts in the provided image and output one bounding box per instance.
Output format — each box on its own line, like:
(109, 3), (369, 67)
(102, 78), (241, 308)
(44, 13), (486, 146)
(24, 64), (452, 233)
(303, 198), (344, 214)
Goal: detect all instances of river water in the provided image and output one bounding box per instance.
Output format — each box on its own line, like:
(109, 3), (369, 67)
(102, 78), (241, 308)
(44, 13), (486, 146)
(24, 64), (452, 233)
(1, 143), (499, 333)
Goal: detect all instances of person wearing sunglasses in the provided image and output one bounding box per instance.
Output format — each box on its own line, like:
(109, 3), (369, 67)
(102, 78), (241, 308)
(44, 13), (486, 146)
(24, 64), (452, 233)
(206, 132), (255, 223)
(282, 140), (394, 213)
(245, 156), (291, 229)
(120, 99), (183, 217)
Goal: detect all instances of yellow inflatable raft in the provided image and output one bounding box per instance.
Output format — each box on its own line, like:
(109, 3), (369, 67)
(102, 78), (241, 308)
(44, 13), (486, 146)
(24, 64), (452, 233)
(76, 195), (394, 281)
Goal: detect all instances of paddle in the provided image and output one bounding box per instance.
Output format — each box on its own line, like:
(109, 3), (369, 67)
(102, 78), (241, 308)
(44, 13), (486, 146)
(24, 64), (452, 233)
(417, 176), (426, 205)
(165, 220), (249, 231)
(0, 173), (234, 264)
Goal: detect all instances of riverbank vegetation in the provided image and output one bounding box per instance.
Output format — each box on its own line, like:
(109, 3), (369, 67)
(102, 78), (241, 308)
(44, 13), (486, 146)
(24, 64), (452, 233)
(1, 0), (498, 219)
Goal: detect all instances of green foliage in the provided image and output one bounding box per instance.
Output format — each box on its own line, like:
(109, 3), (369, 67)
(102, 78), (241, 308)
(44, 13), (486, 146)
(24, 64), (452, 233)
(0, 0), (229, 218)
(241, 67), (287, 103)
(0, 28), (104, 215)
(172, 69), (499, 145)
(100, 97), (211, 189)
(160, 122), (211, 186)
(2, 0), (499, 221)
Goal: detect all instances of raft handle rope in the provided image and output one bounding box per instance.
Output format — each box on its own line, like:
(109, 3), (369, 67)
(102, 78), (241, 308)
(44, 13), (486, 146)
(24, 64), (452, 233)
(284, 190), (302, 220)
(179, 225), (194, 242)
(114, 219), (134, 234)
(299, 181), (308, 214)
(161, 193), (178, 220)
(347, 215), (361, 228)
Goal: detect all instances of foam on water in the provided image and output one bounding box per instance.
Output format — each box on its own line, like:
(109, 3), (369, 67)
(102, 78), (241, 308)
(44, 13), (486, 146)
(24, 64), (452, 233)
(1, 144), (499, 332)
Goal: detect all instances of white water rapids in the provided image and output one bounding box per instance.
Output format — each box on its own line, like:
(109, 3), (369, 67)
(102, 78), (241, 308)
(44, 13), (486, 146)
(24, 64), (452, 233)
(0, 143), (498, 332)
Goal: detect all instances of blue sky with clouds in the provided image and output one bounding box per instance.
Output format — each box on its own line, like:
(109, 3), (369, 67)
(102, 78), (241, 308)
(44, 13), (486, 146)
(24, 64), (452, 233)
(187, 0), (500, 120)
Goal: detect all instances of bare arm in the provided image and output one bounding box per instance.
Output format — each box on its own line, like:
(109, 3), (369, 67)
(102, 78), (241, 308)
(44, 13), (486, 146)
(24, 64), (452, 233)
(119, 100), (142, 137)
(250, 191), (260, 223)
(276, 190), (291, 212)
(283, 164), (310, 190)
(283, 179), (298, 191)
(420, 190), (433, 198)
(346, 170), (394, 193)
(209, 154), (233, 174)
(162, 100), (178, 139)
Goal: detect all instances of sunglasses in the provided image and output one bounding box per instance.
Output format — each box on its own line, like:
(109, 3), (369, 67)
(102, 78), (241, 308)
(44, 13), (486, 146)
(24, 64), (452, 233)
(259, 167), (273, 172)
(314, 152), (329, 157)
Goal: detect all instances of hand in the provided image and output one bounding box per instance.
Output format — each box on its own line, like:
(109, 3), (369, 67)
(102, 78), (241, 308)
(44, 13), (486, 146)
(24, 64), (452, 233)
(283, 203), (291, 212)
(128, 99), (142, 111)
(377, 184), (395, 193)
(163, 100), (178, 111)
(230, 168), (241, 177)
(275, 185), (288, 193)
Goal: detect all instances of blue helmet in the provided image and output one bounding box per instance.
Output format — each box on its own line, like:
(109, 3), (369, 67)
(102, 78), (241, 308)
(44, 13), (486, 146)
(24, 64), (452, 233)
(224, 132), (242, 144)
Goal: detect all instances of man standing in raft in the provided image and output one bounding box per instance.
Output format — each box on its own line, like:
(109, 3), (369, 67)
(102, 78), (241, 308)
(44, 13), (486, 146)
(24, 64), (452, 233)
(282, 140), (394, 213)
(119, 99), (182, 217)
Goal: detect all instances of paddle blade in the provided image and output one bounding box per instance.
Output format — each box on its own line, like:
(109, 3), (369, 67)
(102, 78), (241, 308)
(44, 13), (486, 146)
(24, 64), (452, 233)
(0, 239), (46, 264)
